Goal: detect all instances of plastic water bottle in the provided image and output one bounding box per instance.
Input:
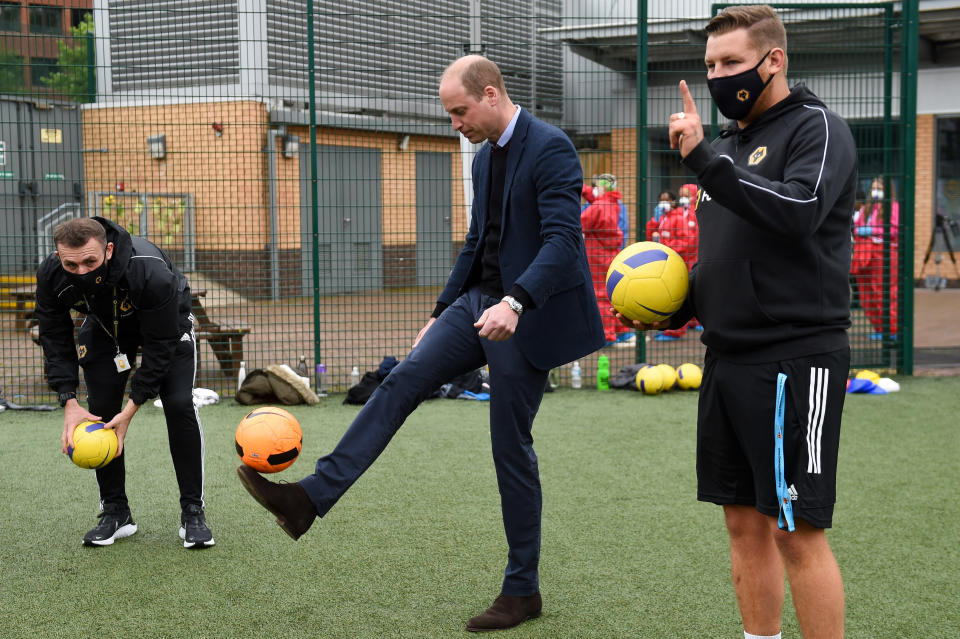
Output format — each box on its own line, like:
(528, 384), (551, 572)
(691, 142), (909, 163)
(237, 360), (246, 392)
(597, 354), (610, 390)
(315, 363), (327, 397)
(571, 361), (582, 389)
(350, 365), (360, 388)
(296, 355), (308, 377)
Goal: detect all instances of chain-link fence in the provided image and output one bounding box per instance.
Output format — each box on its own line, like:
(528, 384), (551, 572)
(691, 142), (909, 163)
(0, 0), (916, 403)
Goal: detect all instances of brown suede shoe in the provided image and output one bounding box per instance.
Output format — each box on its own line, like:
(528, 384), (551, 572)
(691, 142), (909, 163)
(466, 592), (542, 632)
(236, 465), (317, 540)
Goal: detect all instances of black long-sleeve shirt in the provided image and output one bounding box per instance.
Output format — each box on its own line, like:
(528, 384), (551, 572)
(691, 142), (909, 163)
(36, 217), (192, 405)
(673, 84), (858, 363)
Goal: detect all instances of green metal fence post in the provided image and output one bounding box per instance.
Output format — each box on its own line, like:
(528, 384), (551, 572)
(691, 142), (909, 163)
(307, 0), (322, 389)
(636, 0), (647, 364)
(881, 3), (893, 368)
(86, 31), (95, 103)
(900, 0), (919, 375)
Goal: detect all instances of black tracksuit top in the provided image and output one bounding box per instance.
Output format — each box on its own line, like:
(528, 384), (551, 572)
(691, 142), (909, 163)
(36, 216), (192, 405)
(674, 84), (859, 363)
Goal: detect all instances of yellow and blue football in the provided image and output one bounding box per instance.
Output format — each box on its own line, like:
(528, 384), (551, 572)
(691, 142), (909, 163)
(606, 242), (689, 324)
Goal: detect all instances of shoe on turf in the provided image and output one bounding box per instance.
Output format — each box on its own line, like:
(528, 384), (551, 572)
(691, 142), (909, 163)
(466, 592), (542, 632)
(179, 503), (215, 548)
(236, 465), (317, 540)
(82, 508), (137, 547)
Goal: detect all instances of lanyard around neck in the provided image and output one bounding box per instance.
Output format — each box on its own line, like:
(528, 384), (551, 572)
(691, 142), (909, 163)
(83, 286), (120, 352)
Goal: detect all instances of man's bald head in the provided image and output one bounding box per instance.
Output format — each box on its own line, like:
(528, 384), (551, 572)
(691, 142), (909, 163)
(442, 55), (509, 101)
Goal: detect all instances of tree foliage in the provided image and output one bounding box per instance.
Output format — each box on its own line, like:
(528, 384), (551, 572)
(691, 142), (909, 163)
(0, 48), (25, 95)
(40, 13), (95, 102)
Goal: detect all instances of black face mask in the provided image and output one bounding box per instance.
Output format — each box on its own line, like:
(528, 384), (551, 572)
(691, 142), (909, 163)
(707, 50), (774, 121)
(64, 254), (109, 295)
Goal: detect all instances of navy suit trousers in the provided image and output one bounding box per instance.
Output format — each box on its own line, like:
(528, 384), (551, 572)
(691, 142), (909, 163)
(299, 288), (549, 595)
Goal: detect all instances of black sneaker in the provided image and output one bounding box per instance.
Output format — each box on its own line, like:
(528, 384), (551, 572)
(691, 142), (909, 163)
(82, 508), (138, 546)
(179, 504), (215, 549)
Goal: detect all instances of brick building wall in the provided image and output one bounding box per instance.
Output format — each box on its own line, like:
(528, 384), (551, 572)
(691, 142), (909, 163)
(82, 100), (271, 251)
(914, 114), (935, 279)
(912, 113), (959, 282)
(279, 126), (465, 248)
(82, 100), (465, 292)
(610, 128), (638, 243)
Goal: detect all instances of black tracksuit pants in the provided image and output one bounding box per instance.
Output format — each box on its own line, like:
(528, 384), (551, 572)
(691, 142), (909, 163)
(77, 319), (205, 513)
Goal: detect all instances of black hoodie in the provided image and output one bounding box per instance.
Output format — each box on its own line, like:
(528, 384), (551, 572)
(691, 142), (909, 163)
(36, 217), (192, 405)
(674, 85), (858, 363)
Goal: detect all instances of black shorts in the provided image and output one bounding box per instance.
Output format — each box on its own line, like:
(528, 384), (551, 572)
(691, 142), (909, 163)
(696, 348), (850, 528)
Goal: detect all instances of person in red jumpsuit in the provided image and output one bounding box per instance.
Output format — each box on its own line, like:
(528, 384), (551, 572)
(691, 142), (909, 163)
(646, 190), (675, 242)
(653, 184), (700, 341)
(581, 173), (625, 344)
(852, 177), (899, 339)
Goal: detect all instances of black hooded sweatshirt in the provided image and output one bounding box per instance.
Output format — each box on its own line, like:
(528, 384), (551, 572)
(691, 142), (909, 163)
(673, 84), (858, 363)
(36, 216), (192, 405)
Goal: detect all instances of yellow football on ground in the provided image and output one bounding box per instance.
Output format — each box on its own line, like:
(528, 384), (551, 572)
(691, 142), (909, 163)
(635, 365), (664, 395)
(676, 363), (703, 390)
(656, 364), (677, 391)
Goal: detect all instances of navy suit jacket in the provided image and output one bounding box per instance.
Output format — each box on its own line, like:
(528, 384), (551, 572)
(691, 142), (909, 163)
(438, 108), (605, 370)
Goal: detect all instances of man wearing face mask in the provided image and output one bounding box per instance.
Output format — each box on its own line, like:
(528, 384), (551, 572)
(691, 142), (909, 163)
(36, 216), (214, 549)
(620, 5), (858, 639)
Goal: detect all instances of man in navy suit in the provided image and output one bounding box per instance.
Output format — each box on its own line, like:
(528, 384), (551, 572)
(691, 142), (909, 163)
(237, 55), (604, 632)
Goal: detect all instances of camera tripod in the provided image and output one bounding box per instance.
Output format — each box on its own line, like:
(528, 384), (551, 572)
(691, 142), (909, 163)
(922, 212), (958, 290)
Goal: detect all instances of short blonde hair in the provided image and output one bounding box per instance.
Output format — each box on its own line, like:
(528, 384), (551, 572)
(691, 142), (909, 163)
(706, 5), (787, 67)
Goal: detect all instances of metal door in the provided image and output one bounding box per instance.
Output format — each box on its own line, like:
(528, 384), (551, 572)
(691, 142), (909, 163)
(415, 151), (453, 286)
(0, 98), (83, 273)
(300, 144), (382, 295)
(0, 99), (27, 272)
(30, 103), (84, 265)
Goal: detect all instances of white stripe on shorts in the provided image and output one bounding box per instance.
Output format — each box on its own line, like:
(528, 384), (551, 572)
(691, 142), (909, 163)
(806, 366), (829, 474)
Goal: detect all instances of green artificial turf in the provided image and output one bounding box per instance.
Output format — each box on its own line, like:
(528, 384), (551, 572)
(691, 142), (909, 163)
(0, 377), (957, 638)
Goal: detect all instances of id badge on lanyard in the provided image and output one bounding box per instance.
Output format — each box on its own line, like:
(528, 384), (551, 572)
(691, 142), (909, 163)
(114, 352), (131, 372)
(110, 289), (130, 372)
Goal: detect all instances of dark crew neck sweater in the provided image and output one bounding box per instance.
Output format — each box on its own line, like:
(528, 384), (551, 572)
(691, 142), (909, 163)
(431, 141), (534, 318)
(476, 142), (510, 297)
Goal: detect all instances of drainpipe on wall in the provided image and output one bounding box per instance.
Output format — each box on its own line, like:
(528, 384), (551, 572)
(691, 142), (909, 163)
(266, 127), (282, 301)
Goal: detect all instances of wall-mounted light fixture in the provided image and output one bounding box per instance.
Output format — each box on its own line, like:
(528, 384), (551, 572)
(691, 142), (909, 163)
(398, 134), (410, 151)
(282, 133), (299, 159)
(146, 134), (166, 160)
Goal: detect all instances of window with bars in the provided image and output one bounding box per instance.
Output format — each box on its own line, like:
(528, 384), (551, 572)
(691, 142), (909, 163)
(0, 3), (19, 32)
(28, 5), (61, 35)
(28, 56), (56, 85)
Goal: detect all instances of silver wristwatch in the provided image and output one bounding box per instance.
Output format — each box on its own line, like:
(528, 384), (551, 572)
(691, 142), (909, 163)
(501, 295), (524, 316)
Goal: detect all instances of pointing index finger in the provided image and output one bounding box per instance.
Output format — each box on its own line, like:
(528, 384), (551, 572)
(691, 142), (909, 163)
(679, 80), (697, 116)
